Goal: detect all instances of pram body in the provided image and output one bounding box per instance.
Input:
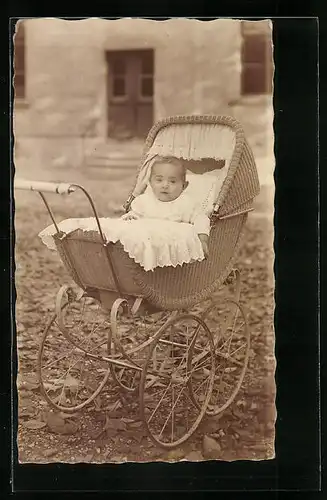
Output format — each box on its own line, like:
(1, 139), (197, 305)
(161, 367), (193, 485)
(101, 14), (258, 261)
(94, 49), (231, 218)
(53, 115), (259, 311)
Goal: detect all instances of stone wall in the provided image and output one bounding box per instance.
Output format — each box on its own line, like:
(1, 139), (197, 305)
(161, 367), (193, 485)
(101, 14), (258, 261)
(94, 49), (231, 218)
(14, 18), (273, 174)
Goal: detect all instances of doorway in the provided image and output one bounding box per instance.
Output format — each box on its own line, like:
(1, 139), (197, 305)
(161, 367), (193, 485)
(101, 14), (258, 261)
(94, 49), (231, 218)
(106, 49), (154, 139)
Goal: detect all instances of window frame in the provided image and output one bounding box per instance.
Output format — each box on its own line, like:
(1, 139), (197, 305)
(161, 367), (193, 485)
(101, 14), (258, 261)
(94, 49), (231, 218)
(240, 22), (273, 96)
(14, 21), (26, 100)
(107, 54), (129, 103)
(137, 73), (154, 102)
(107, 49), (155, 104)
(111, 75), (128, 100)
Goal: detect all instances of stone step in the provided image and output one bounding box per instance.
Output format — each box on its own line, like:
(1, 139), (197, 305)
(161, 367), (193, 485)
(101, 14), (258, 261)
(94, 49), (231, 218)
(84, 138), (143, 169)
(85, 156), (141, 169)
(84, 138), (144, 167)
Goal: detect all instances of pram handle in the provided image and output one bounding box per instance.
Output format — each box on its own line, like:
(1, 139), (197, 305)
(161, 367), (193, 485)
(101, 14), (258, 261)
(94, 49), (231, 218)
(14, 178), (105, 242)
(14, 179), (76, 195)
(15, 178), (125, 297)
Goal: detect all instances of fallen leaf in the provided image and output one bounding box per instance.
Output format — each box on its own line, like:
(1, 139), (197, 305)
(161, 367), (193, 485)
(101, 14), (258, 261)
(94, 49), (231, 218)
(211, 430), (225, 439)
(104, 428), (120, 439)
(60, 422), (80, 435)
(128, 420), (143, 428)
(103, 449), (111, 459)
(202, 435), (222, 459)
(232, 428), (253, 440)
(105, 418), (126, 431)
(232, 408), (245, 420)
(166, 448), (185, 461)
(59, 412), (79, 420)
(84, 452), (95, 462)
(248, 443), (268, 452)
(24, 374), (39, 385)
(65, 375), (80, 389)
(22, 419), (47, 430)
(110, 455), (125, 463)
(21, 381), (40, 391)
(46, 411), (79, 435)
(184, 450), (204, 461)
(19, 407), (36, 418)
(105, 400), (122, 413)
(25, 353), (38, 361)
(124, 429), (147, 443)
(43, 448), (59, 458)
(43, 382), (60, 392)
(46, 411), (66, 430)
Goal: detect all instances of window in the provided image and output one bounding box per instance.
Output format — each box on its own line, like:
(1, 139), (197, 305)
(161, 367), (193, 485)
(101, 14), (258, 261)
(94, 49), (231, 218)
(241, 21), (273, 95)
(109, 55), (127, 98)
(139, 51), (154, 99)
(140, 77), (153, 97)
(113, 77), (126, 96)
(14, 21), (25, 99)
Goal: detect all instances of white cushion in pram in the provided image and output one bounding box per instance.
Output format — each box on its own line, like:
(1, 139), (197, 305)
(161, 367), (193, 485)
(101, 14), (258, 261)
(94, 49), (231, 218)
(186, 169), (227, 213)
(39, 217), (206, 272)
(38, 168), (228, 272)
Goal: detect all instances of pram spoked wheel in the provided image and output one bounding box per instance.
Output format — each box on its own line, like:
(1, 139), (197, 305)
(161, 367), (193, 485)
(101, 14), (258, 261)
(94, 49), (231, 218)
(139, 314), (215, 448)
(109, 298), (170, 393)
(38, 285), (111, 412)
(194, 297), (250, 416)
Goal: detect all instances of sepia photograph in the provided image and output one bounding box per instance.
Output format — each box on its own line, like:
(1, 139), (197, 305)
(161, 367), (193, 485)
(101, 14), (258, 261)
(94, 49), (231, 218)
(13, 17), (275, 464)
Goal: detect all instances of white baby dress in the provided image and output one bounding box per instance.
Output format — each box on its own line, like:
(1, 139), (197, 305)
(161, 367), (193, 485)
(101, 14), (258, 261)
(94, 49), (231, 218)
(39, 171), (224, 271)
(129, 185), (211, 235)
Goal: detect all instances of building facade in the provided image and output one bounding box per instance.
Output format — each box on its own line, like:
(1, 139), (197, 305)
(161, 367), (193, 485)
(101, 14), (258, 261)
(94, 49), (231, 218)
(13, 18), (274, 173)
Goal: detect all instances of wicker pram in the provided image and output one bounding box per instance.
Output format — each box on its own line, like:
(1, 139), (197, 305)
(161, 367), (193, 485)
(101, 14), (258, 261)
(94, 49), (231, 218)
(16, 114), (260, 450)
(53, 115), (259, 312)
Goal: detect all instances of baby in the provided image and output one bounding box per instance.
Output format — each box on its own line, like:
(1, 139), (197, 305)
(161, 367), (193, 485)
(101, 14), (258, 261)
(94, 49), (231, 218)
(122, 156), (210, 258)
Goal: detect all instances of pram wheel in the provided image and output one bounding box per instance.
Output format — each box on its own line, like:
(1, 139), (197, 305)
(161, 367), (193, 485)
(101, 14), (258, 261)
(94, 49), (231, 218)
(109, 298), (171, 393)
(139, 314), (215, 449)
(193, 298), (250, 416)
(38, 285), (111, 412)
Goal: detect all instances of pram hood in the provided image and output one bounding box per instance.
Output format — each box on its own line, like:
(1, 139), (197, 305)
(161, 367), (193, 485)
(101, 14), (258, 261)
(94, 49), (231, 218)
(129, 115), (260, 215)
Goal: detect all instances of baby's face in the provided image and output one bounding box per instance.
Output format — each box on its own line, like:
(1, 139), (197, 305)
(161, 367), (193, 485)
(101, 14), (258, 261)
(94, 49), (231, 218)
(150, 162), (185, 202)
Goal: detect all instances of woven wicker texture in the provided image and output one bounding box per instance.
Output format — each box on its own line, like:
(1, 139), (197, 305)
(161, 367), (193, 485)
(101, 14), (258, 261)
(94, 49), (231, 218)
(131, 212), (249, 310)
(55, 231), (141, 296)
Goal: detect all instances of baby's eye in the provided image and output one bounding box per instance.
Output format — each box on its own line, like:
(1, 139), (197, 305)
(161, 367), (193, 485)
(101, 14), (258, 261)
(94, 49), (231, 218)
(170, 180), (176, 184)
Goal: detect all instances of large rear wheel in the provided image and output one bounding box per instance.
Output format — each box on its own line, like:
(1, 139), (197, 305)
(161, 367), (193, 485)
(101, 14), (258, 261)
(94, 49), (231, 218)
(38, 285), (111, 412)
(139, 314), (215, 449)
(192, 298), (250, 416)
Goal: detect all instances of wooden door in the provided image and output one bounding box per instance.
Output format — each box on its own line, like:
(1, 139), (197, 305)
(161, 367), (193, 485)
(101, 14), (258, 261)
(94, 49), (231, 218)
(106, 50), (154, 139)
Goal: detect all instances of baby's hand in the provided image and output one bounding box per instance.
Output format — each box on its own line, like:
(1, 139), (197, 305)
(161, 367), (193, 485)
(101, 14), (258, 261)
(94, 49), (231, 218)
(198, 234), (209, 259)
(121, 211), (139, 221)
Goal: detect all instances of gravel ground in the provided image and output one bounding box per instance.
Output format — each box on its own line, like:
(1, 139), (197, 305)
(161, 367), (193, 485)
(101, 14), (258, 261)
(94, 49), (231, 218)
(14, 166), (275, 463)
